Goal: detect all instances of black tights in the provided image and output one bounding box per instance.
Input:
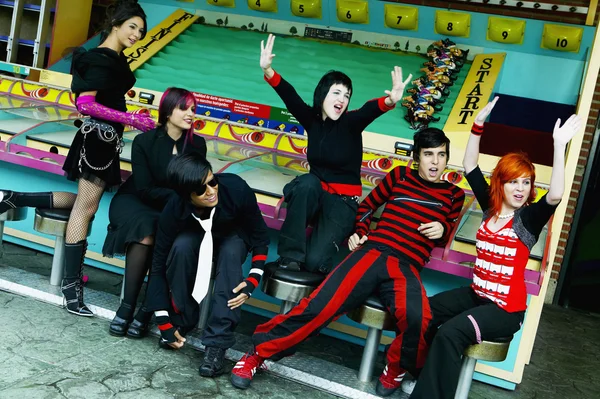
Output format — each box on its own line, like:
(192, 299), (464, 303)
(116, 242), (153, 321)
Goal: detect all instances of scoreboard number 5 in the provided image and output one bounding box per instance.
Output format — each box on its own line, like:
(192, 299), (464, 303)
(291, 0), (322, 18)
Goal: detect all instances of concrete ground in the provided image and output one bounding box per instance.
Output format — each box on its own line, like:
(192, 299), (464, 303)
(1, 241), (599, 398)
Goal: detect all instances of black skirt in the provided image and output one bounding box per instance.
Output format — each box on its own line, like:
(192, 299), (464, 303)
(62, 121), (124, 189)
(102, 193), (160, 257)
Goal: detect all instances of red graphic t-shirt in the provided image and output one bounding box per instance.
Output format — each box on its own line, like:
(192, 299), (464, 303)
(472, 218), (530, 312)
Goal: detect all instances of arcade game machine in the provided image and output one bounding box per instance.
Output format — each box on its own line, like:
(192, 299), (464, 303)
(1, 1), (599, 397)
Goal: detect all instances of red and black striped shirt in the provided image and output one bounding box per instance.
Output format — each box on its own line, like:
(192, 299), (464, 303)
(355, 166), (465, 269)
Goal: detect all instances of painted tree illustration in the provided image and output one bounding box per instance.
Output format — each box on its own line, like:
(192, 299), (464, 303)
(290, 26), (298, 35)
(415, 45), (421, 53)
(198, 16), (206, 24)
(249, 22), (254, 29)
(261, 22), (265, 31)
(394, 41), (400, 51)
(405, 41), (410, 51)
(264, 23), (268, 32)
(224, 17), (228, 26)
(352, 40), (360, 45)
(216, 18), (224, 27)
(241, 25), (248, 30)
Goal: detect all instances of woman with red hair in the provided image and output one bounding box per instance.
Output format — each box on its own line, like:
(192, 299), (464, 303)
(103, 87), (205, 338)
(408, 97), (582, 398)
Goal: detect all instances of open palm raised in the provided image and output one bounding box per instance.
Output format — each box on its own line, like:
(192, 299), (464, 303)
(384, 66), (413, 105)
(260, 34), (276, 71)
(553, 114), (582, 147)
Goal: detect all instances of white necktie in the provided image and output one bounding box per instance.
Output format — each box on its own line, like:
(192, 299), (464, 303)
(191, 208), (215, 304)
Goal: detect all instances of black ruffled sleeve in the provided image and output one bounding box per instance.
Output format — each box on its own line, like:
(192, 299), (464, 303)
(70, 48), (134, 94)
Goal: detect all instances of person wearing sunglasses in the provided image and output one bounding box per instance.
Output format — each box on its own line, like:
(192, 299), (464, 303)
(144, 152), (270, 378)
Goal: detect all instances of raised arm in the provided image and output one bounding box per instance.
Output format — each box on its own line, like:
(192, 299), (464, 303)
(260, 34), (313, 127)
(546, 114), (583, 205)
(463, 96), (498, 174)
(346, 66), (413, 132)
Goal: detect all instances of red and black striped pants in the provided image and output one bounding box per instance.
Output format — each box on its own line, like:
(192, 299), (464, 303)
(252, 245), (432, 374)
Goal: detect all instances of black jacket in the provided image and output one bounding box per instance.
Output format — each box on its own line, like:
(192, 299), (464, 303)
(266, 71), (395, 196)
(145, 173), (270, 312)
(117, 126), (207, 210)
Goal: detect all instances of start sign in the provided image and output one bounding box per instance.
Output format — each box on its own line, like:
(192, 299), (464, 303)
(445, 53), (506, 131)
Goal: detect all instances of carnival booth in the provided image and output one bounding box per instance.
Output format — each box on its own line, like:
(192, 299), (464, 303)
(0, 0), (598, 397)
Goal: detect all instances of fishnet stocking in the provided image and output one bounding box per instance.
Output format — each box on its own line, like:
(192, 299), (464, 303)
(52, 192), (77, 208)
(65, 178), (106, 243)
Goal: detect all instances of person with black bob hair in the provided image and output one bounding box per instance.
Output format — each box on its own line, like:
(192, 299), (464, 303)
(260, 33), (413, 274)
(104, 87), (206, 338)
(145, 152), (270, 378)
(0, 0), (153, 317)
(231, 127), (465, 396)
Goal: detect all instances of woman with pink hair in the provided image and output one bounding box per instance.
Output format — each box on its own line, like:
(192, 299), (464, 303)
(407, 97), (582, 398)
(104, 87), (205, 338)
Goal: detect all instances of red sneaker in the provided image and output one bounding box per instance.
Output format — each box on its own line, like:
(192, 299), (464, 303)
(376, 364), (406, 397)
(230, 351), (266, 389)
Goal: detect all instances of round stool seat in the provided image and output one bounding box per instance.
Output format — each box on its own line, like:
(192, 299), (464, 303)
(34, 208), (94, 237)
(348, 296), (396, 331)
(262, 262), (326, 303)
(464, 336), (513, 362)
(0, 207), (27, 222)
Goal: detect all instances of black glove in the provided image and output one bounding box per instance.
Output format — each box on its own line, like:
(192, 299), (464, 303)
(155, 313), (177, 344)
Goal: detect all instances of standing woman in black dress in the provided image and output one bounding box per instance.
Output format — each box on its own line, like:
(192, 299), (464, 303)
(0, 0), (154, 317)
(104, 88), (206, 338)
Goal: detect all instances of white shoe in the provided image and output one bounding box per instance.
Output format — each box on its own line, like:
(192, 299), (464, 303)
(401, 377), (417, 395)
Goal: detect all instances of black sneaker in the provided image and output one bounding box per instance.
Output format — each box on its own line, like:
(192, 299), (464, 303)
(199, 346), (226, 377)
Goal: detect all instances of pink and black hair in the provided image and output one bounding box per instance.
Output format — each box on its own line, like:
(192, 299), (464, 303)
(158, 87), (199, 150)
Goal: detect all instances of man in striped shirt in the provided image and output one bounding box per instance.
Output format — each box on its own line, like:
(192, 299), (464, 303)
(231, 128), (465, 397)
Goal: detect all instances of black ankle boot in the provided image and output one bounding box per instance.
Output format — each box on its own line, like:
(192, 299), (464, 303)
(0, 190), (52, 214)
(109, 303), (133, 336)
(0, 190), (16, 214)
(62, 240), (93, 317)
(62, 278), (93, 317)
(127, 307), (151, 339)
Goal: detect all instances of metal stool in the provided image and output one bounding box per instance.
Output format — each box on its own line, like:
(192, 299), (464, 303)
(0, 208), (28, 258)
(348, 296), (396, 382)
(33, 208), (93, 286)
(262, 262), (326, 314)
(455, 336), (513, 399)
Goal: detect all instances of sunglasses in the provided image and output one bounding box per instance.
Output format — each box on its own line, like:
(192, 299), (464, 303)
(196, 175), (218, 195)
